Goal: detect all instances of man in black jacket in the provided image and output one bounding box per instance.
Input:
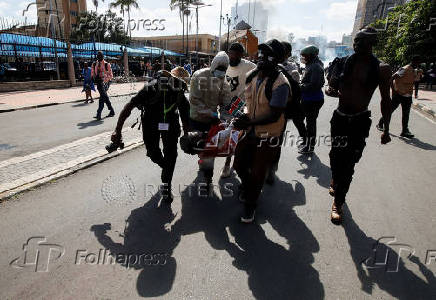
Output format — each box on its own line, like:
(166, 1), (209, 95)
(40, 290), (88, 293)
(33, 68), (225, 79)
(111, 67), (191, 204)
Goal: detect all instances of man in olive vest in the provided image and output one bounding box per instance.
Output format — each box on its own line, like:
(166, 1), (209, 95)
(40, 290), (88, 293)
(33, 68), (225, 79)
(233, 39), (291, 223)
(377, 56), (421, 138)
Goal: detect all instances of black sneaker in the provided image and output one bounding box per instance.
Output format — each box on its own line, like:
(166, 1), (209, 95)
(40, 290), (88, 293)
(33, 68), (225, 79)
(400, 130), (414, 138)
(376, 124), (384, 132)
(93, 115), (101, 121)
(241, 208), (255, 223)
(107, 111), (115, 117)
(162, 193), (174, 204)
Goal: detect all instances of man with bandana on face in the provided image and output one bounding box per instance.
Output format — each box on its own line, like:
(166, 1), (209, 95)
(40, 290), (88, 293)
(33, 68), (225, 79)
(221, 43), (257, 178)
(233, 39), (291, 223)
(328, 26), (392, 224)
(189, 51), (232, 191)
(110, 67), (191, 205)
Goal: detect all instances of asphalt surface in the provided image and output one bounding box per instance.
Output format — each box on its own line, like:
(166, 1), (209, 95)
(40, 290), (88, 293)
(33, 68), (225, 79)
(1, 93), (436, 299)
(0, 95), (137, 161)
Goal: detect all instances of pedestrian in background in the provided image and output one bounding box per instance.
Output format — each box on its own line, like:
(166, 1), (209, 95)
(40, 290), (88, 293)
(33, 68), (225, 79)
(426, 64), (436, 90)
(298, 45), (325, 154)
(82, 62), (95, 103)
(377, 55), (421, 138)
(414, 66), (423, 99)
(92, 51), (115, 121)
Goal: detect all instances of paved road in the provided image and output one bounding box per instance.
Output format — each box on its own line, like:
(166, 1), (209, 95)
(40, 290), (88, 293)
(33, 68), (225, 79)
(0, 93), (435, 299)
(0, 95), (137, 161)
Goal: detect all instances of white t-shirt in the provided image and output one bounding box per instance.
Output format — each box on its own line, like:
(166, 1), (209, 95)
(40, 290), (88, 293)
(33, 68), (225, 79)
(226, 59), (257, 100)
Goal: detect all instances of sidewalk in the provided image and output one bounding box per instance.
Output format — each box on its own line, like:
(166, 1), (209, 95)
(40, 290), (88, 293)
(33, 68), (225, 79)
(413, 89), (436, 121)
(0, 81), (144, 112)
(0, 127), (143, 200)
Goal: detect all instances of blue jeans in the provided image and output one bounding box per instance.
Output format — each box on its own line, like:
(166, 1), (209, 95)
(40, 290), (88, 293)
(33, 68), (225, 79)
(96, 81), (114, 118)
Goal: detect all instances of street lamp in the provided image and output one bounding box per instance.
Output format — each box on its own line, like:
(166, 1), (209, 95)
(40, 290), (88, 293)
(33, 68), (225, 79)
(222, 13), (232, 52)
(190, 1), (213, 65)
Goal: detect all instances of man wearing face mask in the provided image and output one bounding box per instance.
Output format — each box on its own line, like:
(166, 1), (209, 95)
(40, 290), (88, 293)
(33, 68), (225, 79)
(92, 51), (114, 121)
(110, 67), (191, 204)
(221, 43), (257, 178)
(233, 39), (291, 223)
(189, 51), (232, 190)
(298, 45), (325, 154)
(328, 27), (392, 224)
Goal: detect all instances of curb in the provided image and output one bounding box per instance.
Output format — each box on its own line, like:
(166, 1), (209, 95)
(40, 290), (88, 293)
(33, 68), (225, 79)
(0, 140), (144, 202)
(412, 102), (436, 122)
(0, 91), (137, 113)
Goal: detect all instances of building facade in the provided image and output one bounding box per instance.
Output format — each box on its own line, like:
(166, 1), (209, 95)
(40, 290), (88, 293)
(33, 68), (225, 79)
(36, 0), (87, 38)
(231, 1), (268, 43)
(221, 29), (259, 58)
(131, 34), (219, 56)
(351, 0), (409, 39)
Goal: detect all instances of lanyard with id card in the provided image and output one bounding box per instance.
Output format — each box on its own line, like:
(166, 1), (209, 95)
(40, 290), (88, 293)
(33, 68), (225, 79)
(158, 91), (177, 131)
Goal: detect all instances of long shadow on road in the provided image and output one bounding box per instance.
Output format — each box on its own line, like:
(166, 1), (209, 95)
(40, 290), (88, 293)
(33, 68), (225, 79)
(342, 206), (436, 299)
(91, 172), (324, 299)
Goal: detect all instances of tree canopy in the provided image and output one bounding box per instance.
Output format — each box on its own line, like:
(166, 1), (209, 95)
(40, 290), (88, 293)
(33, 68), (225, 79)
(371, 0), (436, 68)
(71, 10), (129, 45)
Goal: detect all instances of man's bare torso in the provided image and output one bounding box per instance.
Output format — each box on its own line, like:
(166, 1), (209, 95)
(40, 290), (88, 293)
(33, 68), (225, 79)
(338, 55), (390, 114)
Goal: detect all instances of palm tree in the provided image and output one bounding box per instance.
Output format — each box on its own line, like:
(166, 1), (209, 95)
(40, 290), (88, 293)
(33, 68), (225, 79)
(110, 0), (139, 40)
(170, 0), (195, 53)
(92, 0), (103, 12)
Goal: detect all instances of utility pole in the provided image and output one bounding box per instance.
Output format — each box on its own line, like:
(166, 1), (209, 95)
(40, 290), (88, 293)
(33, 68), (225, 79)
(252, 0), (256, 27)
(218, 0), (222, 51)
(48, 0), (60, 80)
(182, 0), (185, 56)
(224, 14), (231, 52)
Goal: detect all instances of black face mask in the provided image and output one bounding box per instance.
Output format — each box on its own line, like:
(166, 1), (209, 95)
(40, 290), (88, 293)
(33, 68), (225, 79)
(229, 58), (241, 67)
(257, 50), (276, 72)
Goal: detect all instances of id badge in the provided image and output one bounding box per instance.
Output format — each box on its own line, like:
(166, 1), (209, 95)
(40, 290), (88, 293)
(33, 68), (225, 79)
(158, 123), (169, 131)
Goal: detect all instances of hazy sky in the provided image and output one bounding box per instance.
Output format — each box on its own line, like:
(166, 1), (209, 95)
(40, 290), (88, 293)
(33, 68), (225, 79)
(0, 0), (358, 42)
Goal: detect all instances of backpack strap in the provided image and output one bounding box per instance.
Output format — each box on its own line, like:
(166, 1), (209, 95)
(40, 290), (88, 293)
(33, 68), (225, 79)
(246, 68), (260, 84)
(265, 69), (280, 101)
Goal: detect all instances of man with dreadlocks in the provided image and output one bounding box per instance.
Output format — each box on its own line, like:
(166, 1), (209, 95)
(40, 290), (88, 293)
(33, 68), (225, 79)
(328, 27), (392, 224)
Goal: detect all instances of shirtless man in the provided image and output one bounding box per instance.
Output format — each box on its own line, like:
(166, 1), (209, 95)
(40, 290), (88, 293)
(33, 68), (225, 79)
(329, 27), (392, 224)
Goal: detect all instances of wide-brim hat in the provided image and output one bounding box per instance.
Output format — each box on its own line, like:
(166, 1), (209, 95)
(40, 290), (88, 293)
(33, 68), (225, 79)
(171, 66), (190, 84)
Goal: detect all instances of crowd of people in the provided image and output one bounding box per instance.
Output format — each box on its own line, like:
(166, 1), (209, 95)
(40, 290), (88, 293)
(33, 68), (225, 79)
(105, 26), (428, 225)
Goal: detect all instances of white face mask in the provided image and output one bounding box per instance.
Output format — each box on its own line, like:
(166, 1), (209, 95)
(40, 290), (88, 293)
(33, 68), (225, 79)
(213, 70), (226, 79)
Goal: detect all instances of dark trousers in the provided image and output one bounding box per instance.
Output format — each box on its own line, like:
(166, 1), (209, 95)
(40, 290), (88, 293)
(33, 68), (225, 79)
(233, 135), (280, 211)
(414, 81), (420, 98)
(190, 118), (216, 181)
(378, 94), (412, 132)
(302, 100), (324, 148)
(329, 110), (372, 206)
(143, 124), (180, 191)
(96, 81), (114, 118)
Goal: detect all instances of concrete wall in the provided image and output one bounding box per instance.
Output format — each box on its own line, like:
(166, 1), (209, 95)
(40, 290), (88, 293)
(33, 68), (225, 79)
(0, 80), (74, 93)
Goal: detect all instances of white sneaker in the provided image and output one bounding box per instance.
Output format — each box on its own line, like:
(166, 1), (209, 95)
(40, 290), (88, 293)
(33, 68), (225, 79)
(220, 165), (232, 178)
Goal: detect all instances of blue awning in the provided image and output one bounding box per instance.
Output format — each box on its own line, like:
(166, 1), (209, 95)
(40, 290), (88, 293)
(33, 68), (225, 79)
(0, 33), (184, 59)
